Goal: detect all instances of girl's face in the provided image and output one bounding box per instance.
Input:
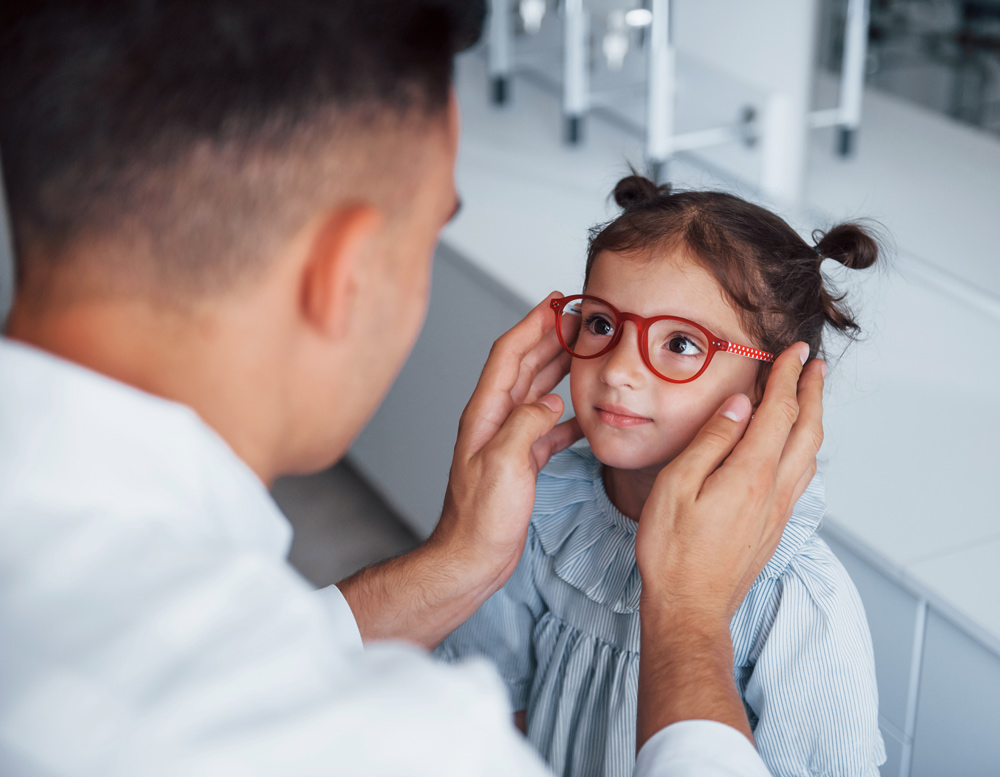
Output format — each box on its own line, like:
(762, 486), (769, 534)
(570, 248), (762, 474)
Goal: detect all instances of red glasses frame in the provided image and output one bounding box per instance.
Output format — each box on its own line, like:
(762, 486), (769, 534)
(551, 294), (774, 384)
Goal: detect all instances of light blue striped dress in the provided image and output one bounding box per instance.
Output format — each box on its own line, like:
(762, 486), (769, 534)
(435, 444), (886, 777)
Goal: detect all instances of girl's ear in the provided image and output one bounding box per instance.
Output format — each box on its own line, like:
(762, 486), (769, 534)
(300, 204), (383, 340)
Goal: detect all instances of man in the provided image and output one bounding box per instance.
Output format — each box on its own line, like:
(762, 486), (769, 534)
(0, 2), (824, 774)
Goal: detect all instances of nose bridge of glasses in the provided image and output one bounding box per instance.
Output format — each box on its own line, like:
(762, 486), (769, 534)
(618, 310), (653, 333)
(614, 314), (645, 347)
(601, 316), (648, 378)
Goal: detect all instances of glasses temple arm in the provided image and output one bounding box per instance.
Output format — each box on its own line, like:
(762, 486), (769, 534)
(713, 340), (775, 363)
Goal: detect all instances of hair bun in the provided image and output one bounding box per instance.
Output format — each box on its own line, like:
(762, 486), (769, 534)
(613, 174), (670, 210)
(813, 222), (880, 271)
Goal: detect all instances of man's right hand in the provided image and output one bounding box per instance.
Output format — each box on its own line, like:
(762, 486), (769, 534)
(339, 293), (581, 648)
(634, 342), (826, 749)
(431, 291), (583, 597)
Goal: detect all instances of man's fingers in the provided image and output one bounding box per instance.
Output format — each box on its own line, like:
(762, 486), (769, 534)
(788, 457), (818, 518)
(748, 454), (816, 591)
(484, 394), (565, 473)
(523, 349), (572, 405)
(530, 416), (583, 471)
(663, 394), (752, 495)
(459, 293), (563, 448)
(474, 292), (561, 397)
(729, 343), (808, 471)
(776, 358), (825, 496)
(752, 358), (824, 560)
(510, 323), (566, 404)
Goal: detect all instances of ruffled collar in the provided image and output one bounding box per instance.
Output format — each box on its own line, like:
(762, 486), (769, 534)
(530, 444), (826, 614)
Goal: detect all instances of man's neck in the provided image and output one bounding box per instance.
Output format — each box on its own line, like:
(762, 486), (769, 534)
(6, 296), (286, 484)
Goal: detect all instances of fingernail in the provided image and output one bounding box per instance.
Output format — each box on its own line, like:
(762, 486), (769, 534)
(539, 395), (561, 413)
(719, 394), (751, 422)
(799, 343), (809, 365)
(819, 360), (827, 379)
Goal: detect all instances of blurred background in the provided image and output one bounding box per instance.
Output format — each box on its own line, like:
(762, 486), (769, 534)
(2, 1), (998, 774)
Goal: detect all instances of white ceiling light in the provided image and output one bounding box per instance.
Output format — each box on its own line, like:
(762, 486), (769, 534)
(624, 9), (653, 27)
(520, 0), (546, 34)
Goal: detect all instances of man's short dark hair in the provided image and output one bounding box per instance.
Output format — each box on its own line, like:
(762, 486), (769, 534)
(0, 0), (484, 302)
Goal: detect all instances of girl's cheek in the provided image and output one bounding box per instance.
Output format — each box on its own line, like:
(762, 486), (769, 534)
(568, 370), (587, 430)
(568, 361), (592, 409)
(651, 391), (719, 439)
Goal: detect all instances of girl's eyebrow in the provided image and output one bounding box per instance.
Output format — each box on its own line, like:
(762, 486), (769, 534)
(670, 312), (744, 346)
(658, 307), (732, 342)
(596, 293), (739, 344)
(704, 321), (737, 342)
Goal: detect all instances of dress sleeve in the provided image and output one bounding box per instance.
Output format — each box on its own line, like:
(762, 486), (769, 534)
(434, 528), (544, 712)
(741, 536), (886, 777)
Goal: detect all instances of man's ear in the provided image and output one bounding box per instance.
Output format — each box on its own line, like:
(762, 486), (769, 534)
(300, 204), (383, 339)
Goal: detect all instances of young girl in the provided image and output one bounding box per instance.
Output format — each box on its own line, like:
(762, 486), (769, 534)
(435, 175), (886, 777)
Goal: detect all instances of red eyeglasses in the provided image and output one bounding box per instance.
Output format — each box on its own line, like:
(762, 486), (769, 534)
(551, 294), (773, 384)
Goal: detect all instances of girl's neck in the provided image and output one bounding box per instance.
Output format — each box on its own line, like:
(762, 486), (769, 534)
(601, 464), (661, 522)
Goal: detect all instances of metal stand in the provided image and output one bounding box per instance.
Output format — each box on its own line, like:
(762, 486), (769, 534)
(488, 0), (513, 105)
(649, 159), (667, 185)
(645, 0), (674, 175)
(565, 115), (584, 144)
(644, 0), (758, 182)
(482, 0), (865, 195)
(838, 126), (855, 156)
(563, 0), (589, 145)
(491, 76), (509, 105)
(485, 0), (759, 173)
(838, 0), (869, 155)
(809, 0), (870, 157)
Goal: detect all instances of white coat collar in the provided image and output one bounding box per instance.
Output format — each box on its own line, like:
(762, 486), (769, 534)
(0, 337), (291, 559)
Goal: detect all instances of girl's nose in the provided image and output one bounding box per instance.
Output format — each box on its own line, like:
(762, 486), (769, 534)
(600, 321), (646, 389)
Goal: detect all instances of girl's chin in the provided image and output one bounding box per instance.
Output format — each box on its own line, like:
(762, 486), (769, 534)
(585, 436), (675, 472)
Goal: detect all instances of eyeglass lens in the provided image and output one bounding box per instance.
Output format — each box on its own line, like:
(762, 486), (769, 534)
(559, 298), (711, 382)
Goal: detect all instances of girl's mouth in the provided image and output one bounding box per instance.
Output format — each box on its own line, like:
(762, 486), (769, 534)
(595, 404), (653, 428)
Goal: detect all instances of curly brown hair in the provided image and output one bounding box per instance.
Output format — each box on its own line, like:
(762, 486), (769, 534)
(585, 174), (883, 398)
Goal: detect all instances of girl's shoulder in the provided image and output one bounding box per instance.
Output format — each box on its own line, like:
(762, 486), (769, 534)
(733, 480), (873, 666)
(529, 443), (642, 614)
(778, 532), (864, 614)
(757, 472), (828, 582)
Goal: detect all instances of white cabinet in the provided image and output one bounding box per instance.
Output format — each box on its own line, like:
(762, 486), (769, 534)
(880, 727), (904, 777)
(910, 610), (1000, 777)
(823, 524), (1000, 777)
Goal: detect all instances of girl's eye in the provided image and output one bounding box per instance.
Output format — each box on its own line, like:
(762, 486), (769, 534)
(584, 314), (615, 337)
(666, 335), (702, 356)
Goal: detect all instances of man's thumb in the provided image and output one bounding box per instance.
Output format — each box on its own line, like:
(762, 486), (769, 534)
(718, 394), (752, 422)
(660, 393), (752, 493)
(537, 394), (563, 415)
(488, 394), (564, 460)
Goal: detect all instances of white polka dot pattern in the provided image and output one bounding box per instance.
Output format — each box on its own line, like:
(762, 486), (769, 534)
(724, 342), (774, 362)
